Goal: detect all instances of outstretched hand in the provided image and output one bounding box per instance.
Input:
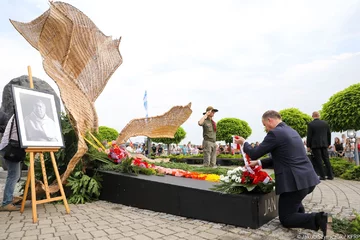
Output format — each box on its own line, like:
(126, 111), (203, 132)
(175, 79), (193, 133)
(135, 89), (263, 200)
(234, 136), (246, 145)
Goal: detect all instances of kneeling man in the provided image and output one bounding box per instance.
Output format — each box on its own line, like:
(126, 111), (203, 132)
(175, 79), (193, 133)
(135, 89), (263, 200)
(234, 110), (330, 237)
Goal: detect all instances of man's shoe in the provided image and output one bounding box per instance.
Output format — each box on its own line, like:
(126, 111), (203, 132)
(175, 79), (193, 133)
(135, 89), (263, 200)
(316, 212), (332, 239)
(0, 204), (19, 211)
(327, 177), (334, 180)
(319, 177), (326, 180)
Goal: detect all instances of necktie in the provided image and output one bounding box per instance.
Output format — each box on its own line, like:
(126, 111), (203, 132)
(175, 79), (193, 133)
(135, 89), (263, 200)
(212, 120), (216, 132)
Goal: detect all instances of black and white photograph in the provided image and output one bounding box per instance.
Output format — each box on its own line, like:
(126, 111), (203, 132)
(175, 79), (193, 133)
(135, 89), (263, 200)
(12, 86), (64, 148)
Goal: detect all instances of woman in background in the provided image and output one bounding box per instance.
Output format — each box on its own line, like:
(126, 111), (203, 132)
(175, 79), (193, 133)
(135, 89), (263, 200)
(334, 137), (344, 157)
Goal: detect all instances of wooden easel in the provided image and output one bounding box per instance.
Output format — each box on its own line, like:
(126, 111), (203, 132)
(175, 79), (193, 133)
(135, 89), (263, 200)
(20, 66), (70, 223)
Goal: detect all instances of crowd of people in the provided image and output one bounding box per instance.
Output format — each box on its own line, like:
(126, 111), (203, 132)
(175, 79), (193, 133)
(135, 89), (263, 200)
(129, 141), (264, 157)
(327, 134), (360, 162)
(304, 134), (360, 163)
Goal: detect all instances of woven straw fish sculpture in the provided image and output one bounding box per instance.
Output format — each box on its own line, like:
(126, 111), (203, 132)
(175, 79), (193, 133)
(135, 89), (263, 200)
(10, 1), (192, 194)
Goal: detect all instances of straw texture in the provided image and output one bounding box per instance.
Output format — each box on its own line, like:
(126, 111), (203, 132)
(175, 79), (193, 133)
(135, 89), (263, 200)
(11, 1), (193, 195)
(116, 103), (193, 144)
(10, 1), (122, 193)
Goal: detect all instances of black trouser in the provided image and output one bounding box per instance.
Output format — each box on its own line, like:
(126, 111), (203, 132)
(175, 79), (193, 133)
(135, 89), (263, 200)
(311, 147), (334, 179)
(279, 186), (318, 230)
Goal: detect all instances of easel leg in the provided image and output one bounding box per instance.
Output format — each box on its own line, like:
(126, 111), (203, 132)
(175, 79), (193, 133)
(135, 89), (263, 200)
(29, 152), (37, 223)
(50, 152), (70, 214)
(20, 170), (31, 213)
(40, 153), (50, 200)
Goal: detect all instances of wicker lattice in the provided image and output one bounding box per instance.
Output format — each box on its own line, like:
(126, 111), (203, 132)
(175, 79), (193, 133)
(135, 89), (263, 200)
(10, 1), (193, 194)
(10, 1), (122, 193)
(116, 103), (193, 144)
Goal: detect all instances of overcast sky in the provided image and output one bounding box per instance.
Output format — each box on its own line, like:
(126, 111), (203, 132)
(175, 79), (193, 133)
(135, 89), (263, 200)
(1, 0), (360, 145)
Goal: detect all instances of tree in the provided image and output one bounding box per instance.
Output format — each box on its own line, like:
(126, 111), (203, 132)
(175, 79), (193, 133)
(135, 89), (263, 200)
(216, 118), (252, 150)
(279, 108), (312, 138)
(95, 126), (119, 142)
(321, 83), (360, 131)
(151, 127), (187, 155)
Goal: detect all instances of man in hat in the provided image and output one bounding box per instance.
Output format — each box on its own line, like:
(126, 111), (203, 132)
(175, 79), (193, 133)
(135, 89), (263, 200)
(198, 106), (218, 167)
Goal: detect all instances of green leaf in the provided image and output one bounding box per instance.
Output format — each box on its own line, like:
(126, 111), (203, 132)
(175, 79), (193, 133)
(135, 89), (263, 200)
(245, 185), (257, 192)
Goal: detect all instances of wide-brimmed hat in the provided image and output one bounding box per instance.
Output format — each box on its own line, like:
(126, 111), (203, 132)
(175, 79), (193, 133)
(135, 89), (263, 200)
(203, 106), (218, 115)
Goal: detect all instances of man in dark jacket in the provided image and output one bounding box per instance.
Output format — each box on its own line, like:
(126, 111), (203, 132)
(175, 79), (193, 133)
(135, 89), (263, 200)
(307, 111), (333, 180)
(234, 110), (330, 237)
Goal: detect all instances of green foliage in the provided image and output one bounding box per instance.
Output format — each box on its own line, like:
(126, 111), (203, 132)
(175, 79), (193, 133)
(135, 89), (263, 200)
(330, 157), (355, 177)
(341, 166), (360, 181)
(279, 108), (312, 138)
(95, 126), (119, 142)
(151, 127), (186, 145)
(66, 170), (102, 204)
(211, 181), (274, 194)
(217, 154), (243, 159)
(322, 83), (360, 132)
(216, 118), (252, 143)
(332, 217), (352, 235)
(102, 161), (229, 176)
(350, 214), (360, 235)
(101, 158), (158, 175)
(332, 214), (360, 236)
(83, 144), (114, 171)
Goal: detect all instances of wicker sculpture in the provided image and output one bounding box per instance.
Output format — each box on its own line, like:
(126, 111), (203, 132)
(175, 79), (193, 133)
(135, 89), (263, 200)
(10, 1), (122, 193)
(10, 1), (192, 194)
(117, 103), (192, 144)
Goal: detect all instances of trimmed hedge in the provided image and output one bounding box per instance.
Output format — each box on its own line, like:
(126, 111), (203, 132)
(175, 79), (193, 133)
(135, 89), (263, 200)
(341, 166), (360, 181)
(329, 157), (359, 181)
(330, 157), (355, 177)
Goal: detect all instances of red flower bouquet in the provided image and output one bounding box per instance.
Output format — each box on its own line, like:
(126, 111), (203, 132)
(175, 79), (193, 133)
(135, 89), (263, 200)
(212, 142), (275, 194)
(108, 143), (129, 164)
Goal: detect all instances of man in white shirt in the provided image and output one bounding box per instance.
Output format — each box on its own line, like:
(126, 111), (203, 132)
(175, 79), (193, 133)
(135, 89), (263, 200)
(24, 99), (58, 142)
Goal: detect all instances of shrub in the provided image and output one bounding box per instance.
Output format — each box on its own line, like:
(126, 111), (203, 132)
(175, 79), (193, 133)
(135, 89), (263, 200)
(332, 214), (360, 236)
(341, 166), (360, 181)
(66, 170), (102, 204)
(330, 157), (355, 177)
(321, 83), (360, 132)
(279, 108), (312, 138)
(216, 118), (252, 144)
(95, 126), (119, 142)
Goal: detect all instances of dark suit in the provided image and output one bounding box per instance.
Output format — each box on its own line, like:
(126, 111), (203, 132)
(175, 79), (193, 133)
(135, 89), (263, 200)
(243, 122), (320, 230)
(307, 118), (333, 179)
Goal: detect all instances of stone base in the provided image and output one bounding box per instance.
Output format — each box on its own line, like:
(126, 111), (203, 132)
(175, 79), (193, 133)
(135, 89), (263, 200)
(98, 170), (279, 229)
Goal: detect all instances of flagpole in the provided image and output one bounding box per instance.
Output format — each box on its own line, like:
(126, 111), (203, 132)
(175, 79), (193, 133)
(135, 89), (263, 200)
(143, 90), (151, 155)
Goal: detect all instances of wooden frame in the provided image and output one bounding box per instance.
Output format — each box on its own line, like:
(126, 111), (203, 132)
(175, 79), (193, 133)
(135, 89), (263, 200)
(12, 85), (64, 148)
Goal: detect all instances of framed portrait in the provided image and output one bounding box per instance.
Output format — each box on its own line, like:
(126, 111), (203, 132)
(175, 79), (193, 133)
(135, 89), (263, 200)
(12, 85), (64, 148)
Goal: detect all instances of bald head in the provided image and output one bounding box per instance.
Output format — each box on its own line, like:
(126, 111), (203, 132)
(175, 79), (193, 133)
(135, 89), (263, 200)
(312, 111), (320, 119)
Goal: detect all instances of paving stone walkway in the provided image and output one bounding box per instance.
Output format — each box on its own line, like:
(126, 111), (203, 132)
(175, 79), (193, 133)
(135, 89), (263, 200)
(0, 176), (359, 240)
